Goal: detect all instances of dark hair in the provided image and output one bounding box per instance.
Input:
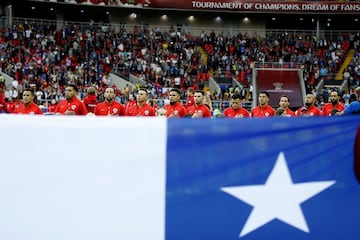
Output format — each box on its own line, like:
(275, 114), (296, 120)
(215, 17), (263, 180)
(138, 87), (149, 95)
(259, 91), (270, 98)
(67, 83), (78, 92)
(231, 93), (243, 100)
(280, 95), (290, 102)
(350, 93), (357, 103)
(330, 90), (339, 95)
(170, 88), (181, 95)
(23, 88), (34, 95)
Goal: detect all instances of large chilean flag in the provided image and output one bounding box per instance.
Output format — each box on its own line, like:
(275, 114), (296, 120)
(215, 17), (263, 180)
(0, 115), (359, 240)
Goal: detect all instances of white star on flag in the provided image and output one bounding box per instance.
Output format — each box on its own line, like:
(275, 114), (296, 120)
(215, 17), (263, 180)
(221, 152), (336, 237)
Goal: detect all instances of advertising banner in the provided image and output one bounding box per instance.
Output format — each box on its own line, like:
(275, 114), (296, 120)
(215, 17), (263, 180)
(255, 68), (304, 109)
(30, 0), (360, 13)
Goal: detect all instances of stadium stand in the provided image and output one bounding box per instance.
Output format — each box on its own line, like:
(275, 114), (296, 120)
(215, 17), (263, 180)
(0, 0), (359, 115)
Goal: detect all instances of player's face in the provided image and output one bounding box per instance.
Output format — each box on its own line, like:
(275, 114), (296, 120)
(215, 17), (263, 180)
(279, 97), (289, 108)
(104, 88), (115, 102)
(258, 93), (269, 106)
(65, 87), (76, 100)
(330, 92), (339, 104)
(22, 91), (34, 105)
(231, 98), (241, 110)
(136, 90), (148, 103)
(305, 94), (315, 106)
(169, 91), (180, 103)
(194, 92), (204, 105)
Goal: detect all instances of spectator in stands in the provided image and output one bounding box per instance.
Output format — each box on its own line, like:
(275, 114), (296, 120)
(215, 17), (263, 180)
(83, 86), (98, 114)
(322, 90), (345, 116)
(184, 87), (195, 108)
(251, 91), (275, 118)
(14, 88), (43, 115)
(165, 88), (186, 118)
(125, 88), (155, 116)
(2, 21), (354, 112)
(55, 84), (88, 116)
(186, 90), (211, 118)
(223, 93), (250, 118)
(296, 94), (322, 116)
(278, 95), (295, 117)
(336, 87), (360, 115)
(94, 87), (125, 116)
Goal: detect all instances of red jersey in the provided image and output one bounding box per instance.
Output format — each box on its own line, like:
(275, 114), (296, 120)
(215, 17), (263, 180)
(284, 108), (296, 117)
(94, 101), (125, 116)
(83, 94), (98, 113)
(251, 105), (275, 118)
(322, 102), (345, 116)
(55, 97), (88, 115)
(125, 100), (137, 112)
(4, 101), (16, 113)
(47, 104), (57, 113)
(165, 102), (186, 117)
(186, 104), (211, 118)
(0, 93), (5, 113)
(126, 103), (155, 116)
(223, 107), (250, 118)
(296, 105), (322, 116)
(14, 102), (43, 115)
(185, 95), (195, 108)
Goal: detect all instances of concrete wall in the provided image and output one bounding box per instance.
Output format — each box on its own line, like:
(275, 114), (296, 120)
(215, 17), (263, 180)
(110, 11), (266, 37)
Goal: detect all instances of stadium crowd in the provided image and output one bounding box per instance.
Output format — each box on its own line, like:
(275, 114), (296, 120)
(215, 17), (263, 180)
(0, 19), (360, 117)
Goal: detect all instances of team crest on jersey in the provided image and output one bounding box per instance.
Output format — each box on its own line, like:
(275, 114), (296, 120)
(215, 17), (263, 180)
(144, 110), (149, 115)
(265, 112), (269, 117)
(113, 108), (118, 113)
(71, 105), (76, 110)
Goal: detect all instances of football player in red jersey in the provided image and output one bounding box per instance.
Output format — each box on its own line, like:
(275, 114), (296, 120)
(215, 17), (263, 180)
(14, 88), (43, 115)
(125, 88), (155, 117)
(223, 93), (250, 118)
(251, 91), (275, 118)
(186, 91), (211, 118)
(94, 87), (125, 116)
(165, 88), (186, 118)
(55, 84), (88, 116)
